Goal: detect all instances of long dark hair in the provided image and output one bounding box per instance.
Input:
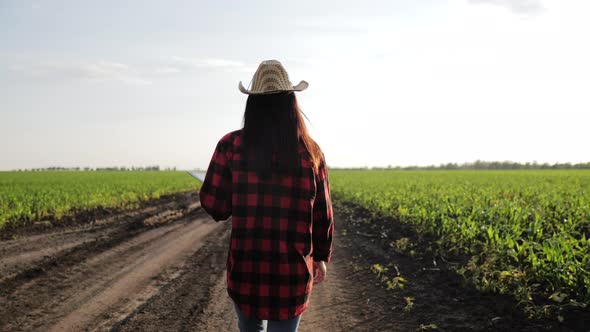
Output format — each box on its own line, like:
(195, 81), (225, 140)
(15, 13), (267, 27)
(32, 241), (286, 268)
(242, 92), (322, 177)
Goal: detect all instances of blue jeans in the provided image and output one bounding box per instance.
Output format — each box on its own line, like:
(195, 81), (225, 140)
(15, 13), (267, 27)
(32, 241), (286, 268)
(233, 302), (302, 332)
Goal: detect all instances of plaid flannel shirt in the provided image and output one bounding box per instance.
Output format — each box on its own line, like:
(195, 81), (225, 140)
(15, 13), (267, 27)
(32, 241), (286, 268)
(199, 130), (334, 320)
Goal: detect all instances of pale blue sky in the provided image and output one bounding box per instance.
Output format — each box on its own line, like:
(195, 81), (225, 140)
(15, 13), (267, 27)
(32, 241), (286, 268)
(1, 0), (588, 170)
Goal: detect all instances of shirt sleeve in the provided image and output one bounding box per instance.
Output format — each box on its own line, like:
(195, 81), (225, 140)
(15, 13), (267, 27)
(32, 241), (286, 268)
(199, 136), (232, 221)
(312, 156), (334, 263)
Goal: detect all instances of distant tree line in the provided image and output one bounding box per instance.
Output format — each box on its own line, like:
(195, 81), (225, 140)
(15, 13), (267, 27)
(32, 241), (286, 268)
(334, 160), (590, 171)
(13, 166), (178, 172)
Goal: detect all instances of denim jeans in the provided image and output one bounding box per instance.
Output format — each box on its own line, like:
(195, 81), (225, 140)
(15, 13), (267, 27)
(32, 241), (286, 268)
(233, 302), (302, 332)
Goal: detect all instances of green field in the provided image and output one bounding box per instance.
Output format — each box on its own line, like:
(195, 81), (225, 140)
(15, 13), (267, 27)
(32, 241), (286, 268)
(330, 170), (590, 316)
(2, 169), (588, 317)
(0, 171), (200, 228)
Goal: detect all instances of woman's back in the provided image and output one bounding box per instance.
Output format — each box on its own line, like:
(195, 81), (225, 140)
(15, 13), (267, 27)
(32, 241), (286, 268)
(199, 129), (333, 320)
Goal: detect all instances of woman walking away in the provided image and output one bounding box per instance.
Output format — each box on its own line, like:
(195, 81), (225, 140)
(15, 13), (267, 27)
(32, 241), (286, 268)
(199, 59), (334, 332)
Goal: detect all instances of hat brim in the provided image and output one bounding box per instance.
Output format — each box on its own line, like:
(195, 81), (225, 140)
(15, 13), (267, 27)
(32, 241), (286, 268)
(238, 80), (309, 95)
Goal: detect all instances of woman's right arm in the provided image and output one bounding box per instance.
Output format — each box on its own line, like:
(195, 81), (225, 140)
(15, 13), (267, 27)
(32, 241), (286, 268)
(199, 135), (232, 222)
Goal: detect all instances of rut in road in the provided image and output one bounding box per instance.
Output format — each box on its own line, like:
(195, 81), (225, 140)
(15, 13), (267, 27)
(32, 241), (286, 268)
(0, 197), (220, 332)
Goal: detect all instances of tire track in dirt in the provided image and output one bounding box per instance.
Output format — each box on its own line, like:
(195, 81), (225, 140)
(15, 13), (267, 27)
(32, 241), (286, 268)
(47, 214), (219, 331)
(1, 226), (123, 283)
(0, 196), (189, 283)
(113, 220), (236, 332)
(0, 194), (218, 332)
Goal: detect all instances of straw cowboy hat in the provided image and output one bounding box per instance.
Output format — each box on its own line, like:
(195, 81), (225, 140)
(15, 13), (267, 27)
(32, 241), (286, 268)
(239, 60), (309, 95)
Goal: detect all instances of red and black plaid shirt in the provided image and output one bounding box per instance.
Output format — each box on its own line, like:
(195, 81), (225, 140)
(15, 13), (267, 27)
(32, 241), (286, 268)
(199, 129), (334, 320)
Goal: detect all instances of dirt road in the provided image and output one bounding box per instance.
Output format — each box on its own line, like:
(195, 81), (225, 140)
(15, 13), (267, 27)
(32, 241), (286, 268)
(0, 193), (370, 331)
(0, 192), (379, 332)
(0, 192), (582, 331)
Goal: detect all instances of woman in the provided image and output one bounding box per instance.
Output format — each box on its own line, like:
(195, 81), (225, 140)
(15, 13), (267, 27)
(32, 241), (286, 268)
(199, 60), (334, 332)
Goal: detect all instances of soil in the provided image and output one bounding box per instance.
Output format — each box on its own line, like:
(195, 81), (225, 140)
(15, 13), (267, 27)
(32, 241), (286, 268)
(0, 192), (587, 331)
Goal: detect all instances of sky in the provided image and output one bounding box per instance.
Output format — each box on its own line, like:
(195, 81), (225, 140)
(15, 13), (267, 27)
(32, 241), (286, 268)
(1, 0), (588, 170)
